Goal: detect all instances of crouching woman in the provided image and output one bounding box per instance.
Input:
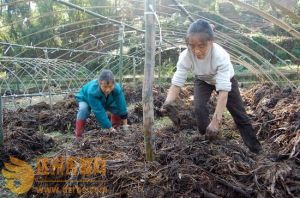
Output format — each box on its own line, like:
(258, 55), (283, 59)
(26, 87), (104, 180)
(75, 69), (128, 139)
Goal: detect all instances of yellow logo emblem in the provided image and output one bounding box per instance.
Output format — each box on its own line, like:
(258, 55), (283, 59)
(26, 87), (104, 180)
(1, 156), (34, 194)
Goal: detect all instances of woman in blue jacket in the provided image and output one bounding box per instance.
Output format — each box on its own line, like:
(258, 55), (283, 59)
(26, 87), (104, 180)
(75, 69), (128, 138)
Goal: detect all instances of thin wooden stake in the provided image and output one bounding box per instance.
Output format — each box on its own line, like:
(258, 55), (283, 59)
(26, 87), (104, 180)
(143, 0), (156, 161)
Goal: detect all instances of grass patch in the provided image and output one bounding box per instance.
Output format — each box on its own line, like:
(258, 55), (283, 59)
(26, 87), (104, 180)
(154, 117), (173, 130)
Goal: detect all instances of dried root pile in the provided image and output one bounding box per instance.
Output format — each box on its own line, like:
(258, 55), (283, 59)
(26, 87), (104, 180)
(1, 84), (299, 198)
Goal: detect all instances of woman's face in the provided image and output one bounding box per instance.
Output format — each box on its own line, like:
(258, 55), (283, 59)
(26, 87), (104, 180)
(99, 80), (114, 95)
(186, 33), (213, 59)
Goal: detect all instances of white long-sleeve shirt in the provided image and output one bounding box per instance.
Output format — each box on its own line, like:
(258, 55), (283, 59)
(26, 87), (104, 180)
(171, 43), (234, 92)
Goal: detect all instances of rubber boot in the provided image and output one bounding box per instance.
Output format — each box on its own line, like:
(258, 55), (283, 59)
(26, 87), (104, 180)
(75, 120), (86, 139)
(111, 114), (122, 128)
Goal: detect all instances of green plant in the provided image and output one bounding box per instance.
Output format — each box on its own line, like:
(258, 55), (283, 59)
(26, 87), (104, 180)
(38, 125), (45, 133)
(66, 122), (72, 134)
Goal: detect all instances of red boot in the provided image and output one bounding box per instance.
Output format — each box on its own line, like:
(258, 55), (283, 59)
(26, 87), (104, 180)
(111, 114), (122, 128)
(75, 120), (86, 138)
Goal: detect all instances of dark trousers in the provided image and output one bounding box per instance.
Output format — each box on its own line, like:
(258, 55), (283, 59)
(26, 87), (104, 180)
(194, 77), (261, 152)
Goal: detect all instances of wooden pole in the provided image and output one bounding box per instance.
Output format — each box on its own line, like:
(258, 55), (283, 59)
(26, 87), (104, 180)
(133, 56), (137, 90)
(143, 0), (156, 161)
(44, 49), (52, 110)
(158, 47), (162, 91)
(119, 24), (124, 84)
(157, 0), (161, 89)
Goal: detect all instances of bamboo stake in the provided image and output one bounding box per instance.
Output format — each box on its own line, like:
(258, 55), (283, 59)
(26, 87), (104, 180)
(143, 0), (156, 161)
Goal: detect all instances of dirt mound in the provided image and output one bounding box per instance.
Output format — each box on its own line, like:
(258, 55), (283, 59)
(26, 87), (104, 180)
(0, 127), (55, 168)
(123, 84), (143, 104)
(1, 84), (299, 197)
(3, 94), (104, 134)
(155, 86), (216, 130)
(129, 85), (204, 129)
(29, 125), (299, 198)
(162, 101), (197, 130)
(1, 95), (79, 166)
(242, 84), (300, 158)
(157, 84), (299, 160)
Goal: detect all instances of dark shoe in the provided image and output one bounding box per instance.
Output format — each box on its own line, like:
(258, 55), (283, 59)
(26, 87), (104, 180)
(198, 129), (206, 135)
(248, 143), (263, 154)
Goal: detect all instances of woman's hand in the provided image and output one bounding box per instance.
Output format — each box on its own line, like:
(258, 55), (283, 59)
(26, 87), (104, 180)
(109, 127), (116, 133)
(205, 115), (221, 140)
(159, 103), (169, 115)
(121, 124), (130, 131)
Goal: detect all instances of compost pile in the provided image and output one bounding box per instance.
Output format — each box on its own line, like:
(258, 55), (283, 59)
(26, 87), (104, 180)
(4, 94), (78, 133)
(0, 94), (79, 167)
(0, 126), (55, 167)
(31, 124), (299, 198)
(0, 85), (169, 165)
(128, 85), (199, 127)
(242, 84), (300, 159)
(1, 84), (299, 198)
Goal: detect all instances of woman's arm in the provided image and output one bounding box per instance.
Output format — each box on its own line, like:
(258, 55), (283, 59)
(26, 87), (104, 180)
(213, 91), (228, 123)
(206, 91), (228, 138)
(165, 85), (181, 104)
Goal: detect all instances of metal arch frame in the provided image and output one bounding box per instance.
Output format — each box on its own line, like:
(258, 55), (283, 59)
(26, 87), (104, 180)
(0, 57), (87, 94)
(228, 0), (300, 38)
(171, 0), (298, 63)
(168, 0), (295, 87)
(0, 0), (298, 97)
(1, 0), (292, 67)
(178, 1), (298, 61)
(1, 0), (298, 61)
(0, 30), (294, 87)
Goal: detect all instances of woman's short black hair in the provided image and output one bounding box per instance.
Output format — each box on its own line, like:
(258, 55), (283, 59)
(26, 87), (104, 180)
(187, 19), (214, 40)
(98, 69), (115, 84)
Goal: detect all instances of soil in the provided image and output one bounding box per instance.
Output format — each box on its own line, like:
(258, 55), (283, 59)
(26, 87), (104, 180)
(0, 84), (299, 198)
